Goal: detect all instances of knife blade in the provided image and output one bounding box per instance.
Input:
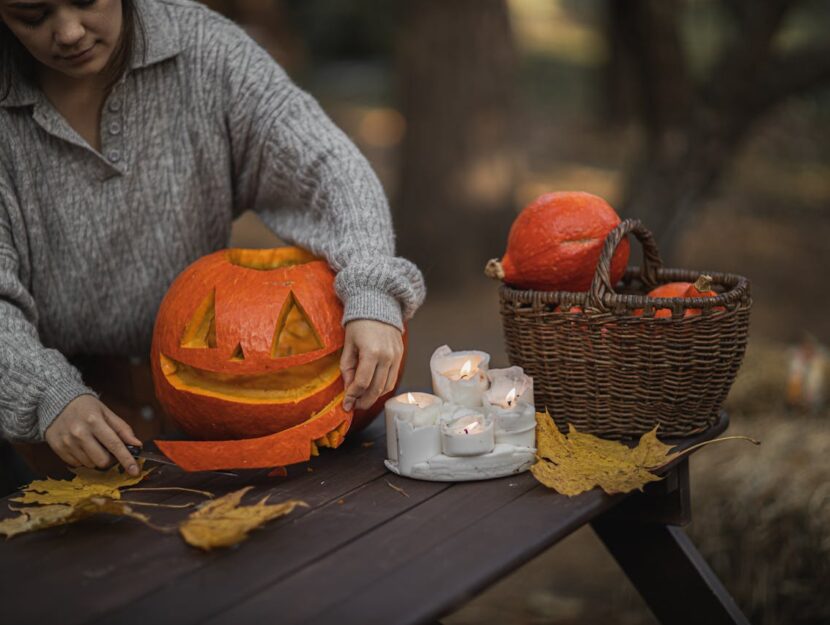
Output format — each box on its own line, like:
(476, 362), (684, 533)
(126, 445), (238, 477)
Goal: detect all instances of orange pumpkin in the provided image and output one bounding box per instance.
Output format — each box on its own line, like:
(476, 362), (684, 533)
(634, 275), (722, 319)
(150, 247), (399, 471)
(486, 191), (630, 292)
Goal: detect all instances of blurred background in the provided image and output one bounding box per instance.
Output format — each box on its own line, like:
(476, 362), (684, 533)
(217, 0), (830, 623)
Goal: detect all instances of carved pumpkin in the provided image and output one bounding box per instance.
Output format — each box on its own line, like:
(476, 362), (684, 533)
(150, 247), (396, 471)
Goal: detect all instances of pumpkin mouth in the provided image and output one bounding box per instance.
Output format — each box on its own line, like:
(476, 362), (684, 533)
(159, 350), (342, 404)
(226, 248), (319, 270)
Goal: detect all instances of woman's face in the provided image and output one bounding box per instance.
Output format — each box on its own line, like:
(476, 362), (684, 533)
(0, 0), (122, 79)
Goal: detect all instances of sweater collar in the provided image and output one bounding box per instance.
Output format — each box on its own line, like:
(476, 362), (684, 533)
(0, 0), (182, 108)
(130, 0), (183, 69)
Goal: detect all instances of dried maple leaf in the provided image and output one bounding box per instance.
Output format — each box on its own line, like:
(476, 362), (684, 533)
(531, 411), (679, 495)
(531, 411), (758, 496)
(12, 462), (152, 506)
(179, 487), (307, 551)
(0, 496), (152, 539)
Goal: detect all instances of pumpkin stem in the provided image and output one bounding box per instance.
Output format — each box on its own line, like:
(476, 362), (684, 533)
(484, 258), (505, 281)
(693, 274), (713, 293)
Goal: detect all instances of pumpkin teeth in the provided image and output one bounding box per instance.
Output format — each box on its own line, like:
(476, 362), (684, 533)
(314, 435), (331, 449)
(310, 441), (319, 457)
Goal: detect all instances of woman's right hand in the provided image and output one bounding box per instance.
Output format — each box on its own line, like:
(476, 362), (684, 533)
(44, 395), (142, 476)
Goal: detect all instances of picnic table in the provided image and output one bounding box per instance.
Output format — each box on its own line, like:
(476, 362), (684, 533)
(0, 408), (749, 625)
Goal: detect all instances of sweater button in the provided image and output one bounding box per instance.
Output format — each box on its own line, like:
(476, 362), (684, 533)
(108, 98), (122, 112)
(107, 149), (121, 163)
(108, 120), (121, 135)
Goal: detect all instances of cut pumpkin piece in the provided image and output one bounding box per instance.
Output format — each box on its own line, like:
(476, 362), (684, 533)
(155, 394), (353, 471)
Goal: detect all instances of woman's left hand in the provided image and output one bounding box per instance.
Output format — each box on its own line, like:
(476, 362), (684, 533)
(340, 319), (404, 412)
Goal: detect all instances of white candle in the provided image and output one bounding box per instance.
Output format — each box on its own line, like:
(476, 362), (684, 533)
(396, 416), (441, 475)
(384, 392), (443, 462)
(483, 367), (536, 448)
(430, 345), (491, 407)
(440, 410), (495, 457)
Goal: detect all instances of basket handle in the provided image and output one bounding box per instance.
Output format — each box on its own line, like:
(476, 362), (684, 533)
(587, 219), (663, 310)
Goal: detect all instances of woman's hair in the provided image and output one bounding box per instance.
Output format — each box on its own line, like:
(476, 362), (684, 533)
(0, 0), (144, 102)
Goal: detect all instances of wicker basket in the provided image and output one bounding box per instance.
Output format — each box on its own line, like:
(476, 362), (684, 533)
(497, 219), (751, 439)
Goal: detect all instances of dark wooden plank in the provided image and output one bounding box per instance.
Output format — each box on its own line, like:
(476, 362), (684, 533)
(266, 483), (616, 625)
(0, 422), (389, 625)
(204, 473), (546, 625)
(592, 518), (750, 625)
(93, 462), (451, 625)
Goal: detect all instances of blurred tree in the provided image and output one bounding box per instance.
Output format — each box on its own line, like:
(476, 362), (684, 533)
(395, 0), (518, 291)
(605, 0), (830, 255)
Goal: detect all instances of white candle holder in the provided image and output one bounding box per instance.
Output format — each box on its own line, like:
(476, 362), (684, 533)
(430, 345), (490, 407)
(384, 392), (443, 462)
(384, 351), (537, 482)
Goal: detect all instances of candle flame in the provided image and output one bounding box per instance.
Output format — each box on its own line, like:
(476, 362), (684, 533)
(406, 392), (417, 404)
(505, 387), (517, 407)
(462, 419), (483, 435)
(460, 360), (473, 379)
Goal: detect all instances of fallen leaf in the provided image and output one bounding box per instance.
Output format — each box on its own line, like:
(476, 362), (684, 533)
(0, 496), (153, 539)
(179, 487), (307, 550)
(361, 441), (375, 448)
(12, 462), (152, 506)
(0, 504), (75, 538)
(531, 411), (678, 496)
(531, 411), (758, 496)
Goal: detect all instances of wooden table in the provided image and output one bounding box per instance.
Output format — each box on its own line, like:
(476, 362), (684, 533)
(0, 411), (749, 625)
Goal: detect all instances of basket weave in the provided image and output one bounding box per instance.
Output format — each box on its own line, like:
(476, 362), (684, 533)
(497, 219), (751, 439)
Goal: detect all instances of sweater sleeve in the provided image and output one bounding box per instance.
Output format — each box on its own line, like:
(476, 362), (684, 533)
(0, 184), (96, 442)
(216, 25), (425, 331)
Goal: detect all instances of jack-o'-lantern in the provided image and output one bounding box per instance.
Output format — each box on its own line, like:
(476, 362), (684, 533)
(150, 247), (399, 471)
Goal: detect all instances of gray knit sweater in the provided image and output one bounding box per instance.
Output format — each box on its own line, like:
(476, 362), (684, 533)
(0, 0), (426, 442)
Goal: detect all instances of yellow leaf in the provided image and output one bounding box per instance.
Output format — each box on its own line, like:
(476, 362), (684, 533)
(530, 412), (758, 496)
(0, 504), (76, 538)
(0, 496), (152, 539)
(179, 487), (307, 551)
(531, 411), (678, 496)
(12, 462), (152, 506)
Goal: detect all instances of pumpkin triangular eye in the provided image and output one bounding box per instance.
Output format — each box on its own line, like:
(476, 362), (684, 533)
(181, 288), (217, 348)
(272, 292), (323, 358)
(229, 343), (245, 361)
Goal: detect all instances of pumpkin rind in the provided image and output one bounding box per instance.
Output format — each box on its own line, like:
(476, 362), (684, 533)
(156, 394), (353, 471)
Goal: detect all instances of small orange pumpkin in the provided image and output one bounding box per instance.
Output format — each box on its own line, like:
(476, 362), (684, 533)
(486, 192), (630, 292)
(634, 275), (723, 318)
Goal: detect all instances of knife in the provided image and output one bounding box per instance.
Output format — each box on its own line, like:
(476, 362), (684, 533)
(126, 445), (238, 477)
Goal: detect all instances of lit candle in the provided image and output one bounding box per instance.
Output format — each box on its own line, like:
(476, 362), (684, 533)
(483, 367), (536, 448)
(430, 345), (490, 407)
(441, 411), (495, 457)
(384, 392), (443, 462)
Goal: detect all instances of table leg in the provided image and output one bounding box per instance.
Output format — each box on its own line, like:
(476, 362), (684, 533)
(591, 461), (750, 625)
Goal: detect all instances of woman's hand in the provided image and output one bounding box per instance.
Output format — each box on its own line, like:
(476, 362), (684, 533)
(44, 395), (143, 476)
(340, 319), (404, 412)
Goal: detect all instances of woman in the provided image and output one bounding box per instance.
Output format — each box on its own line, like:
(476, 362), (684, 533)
(0, 0), (425, 477)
